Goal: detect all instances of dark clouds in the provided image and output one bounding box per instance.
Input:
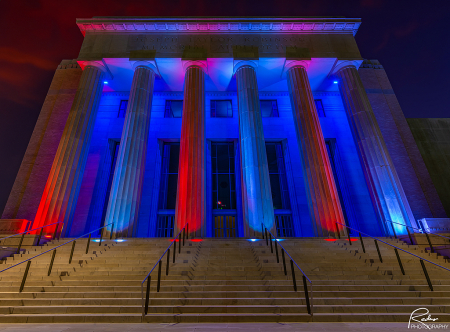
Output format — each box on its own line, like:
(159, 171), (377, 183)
(0, 0), (449, 213)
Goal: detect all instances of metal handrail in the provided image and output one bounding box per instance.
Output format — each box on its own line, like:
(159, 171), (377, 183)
(0, 221), (64, 250)
(141, 223), (189, 319)
(335, 221), (450, 291)
(385, 219), (450, 252)
(261, 223), (313, 315)
(0, 222), (115, 292)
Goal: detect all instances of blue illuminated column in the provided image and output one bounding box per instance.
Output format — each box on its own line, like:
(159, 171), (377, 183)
(235, 61), (275, 237)
(105, 62), (156, 237)
(334, 62), (417, 235)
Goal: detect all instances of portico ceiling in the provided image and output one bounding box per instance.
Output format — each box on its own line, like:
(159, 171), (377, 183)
(100, 57), (352, 93)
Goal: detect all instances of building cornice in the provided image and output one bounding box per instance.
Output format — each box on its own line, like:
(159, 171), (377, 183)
(77, 17), (361, 36)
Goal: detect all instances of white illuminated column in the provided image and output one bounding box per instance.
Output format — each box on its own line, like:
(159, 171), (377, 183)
(105, 62), (156, 237)
(235, 61), (275, 237)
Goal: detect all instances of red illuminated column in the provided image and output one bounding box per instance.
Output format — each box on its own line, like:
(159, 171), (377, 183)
(334, 63), (416, 234)
(104, 62), (156, 237)
(286, 61), (345, 237)
(235, 61), (275, 238)
(33, 63), (106, 234)
(175, 62), (206, 238)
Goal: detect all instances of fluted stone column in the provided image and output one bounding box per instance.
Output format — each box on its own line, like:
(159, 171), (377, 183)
(33, 65), (105, 233)
(235, 61), (275, 237)
(335, 63), (416, 235)
(105, 64), (156, 237)
(175, 63), (206, 238)
(286, 62), (346, 237)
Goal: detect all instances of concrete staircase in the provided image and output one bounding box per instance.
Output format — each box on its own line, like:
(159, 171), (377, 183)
(0, 236), (449, 323)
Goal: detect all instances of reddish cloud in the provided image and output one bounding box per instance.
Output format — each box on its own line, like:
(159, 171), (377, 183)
(0, 47), (58, 70)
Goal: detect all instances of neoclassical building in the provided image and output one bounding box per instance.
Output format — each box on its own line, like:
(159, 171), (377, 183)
(2, 17), (446, 238)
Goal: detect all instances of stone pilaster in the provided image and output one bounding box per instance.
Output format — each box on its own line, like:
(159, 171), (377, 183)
(235, 61), (275, 237)
(175, 63), (206, 238)
(105, 64), (156, 237)
(2, 60), (82, 221)
(335, 63), (417, 234)
(286, 62), (346, 237)
(33, 65), (105, 234)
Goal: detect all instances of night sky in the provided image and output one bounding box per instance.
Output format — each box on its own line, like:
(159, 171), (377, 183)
(0, 0), (448, 214)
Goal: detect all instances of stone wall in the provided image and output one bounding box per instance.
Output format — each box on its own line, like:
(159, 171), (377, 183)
(407, 118), (450, 217)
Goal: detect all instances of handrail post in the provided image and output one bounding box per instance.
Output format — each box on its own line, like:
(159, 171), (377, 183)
(145, 276), (151, 315)
(394, 248), (405, 275)
(425, 232), (434, 253)
(265, 228), (268, 246)
(302, 275), (311, 315)
(52, 224), (59, 241)
(166, 249), (170, 276)
(173, 240), (176, 263)
(420, 259), (433, 291)
(19, 260), (31, 292)
(85, 233), (91, 254)
(281, 249), (287, 275)
(57, 224), (63, 241)
(157, 260), (162, 292)
(347, 227), (352, 245)
(261, 224), (264, 239)
(359, 232), (365, 253)
(17, 232), (25, 254)
(99, 228), (104, 246)
(335, 222), (341, 239)
(274, 238), (279, 263)
(69, 241), (76, 264)
(186, 224), (189, 239)
(390, 221), (397, 239)
(374, 239), (383, 263)
(48, 249), (57, 276)
(406, 226), (414, 245)
(290, 260), (297, 291)
(269, 233), (273, 253)
(110, 223), (115, 240)
(183, 228), (185, 246)
(178, 233), (181, 254)
(37, 228), (44, 246)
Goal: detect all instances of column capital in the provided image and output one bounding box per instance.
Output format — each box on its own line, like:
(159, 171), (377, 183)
(77, 59), (113, 80)
(233, 60), (258, 75)
(129, 60), (159, 76)
(281, 60), (310, 78)
(329, 59), (363, 76)
(182, 60), (208, 74)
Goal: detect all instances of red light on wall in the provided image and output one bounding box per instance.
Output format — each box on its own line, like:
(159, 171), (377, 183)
(324, 239), (337, 242)
(44, 235), (52, 238)
(190, 239), (202, 242)
(347, 238), (358, 242)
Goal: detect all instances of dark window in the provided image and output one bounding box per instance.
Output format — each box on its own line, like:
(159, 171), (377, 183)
(260, 100), (279, 117)
(164, 100), (183, 118)
(265, 143), (290, 210)
(99, 140), (119, 231)
(211, 100), (232, 118)
(118, 100), (128, 118)
(211, 143), (236, 210)
(158, 143), (180, 210)
(314, 99), (325, 117)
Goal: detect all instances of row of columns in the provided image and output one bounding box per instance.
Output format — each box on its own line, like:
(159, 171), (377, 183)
(33, 58), (415, 238)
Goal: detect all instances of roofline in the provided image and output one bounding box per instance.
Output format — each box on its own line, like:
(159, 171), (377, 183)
(76, 17), (361, 36)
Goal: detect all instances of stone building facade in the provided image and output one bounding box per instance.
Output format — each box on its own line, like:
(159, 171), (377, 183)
(1, 17), (445, 238)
